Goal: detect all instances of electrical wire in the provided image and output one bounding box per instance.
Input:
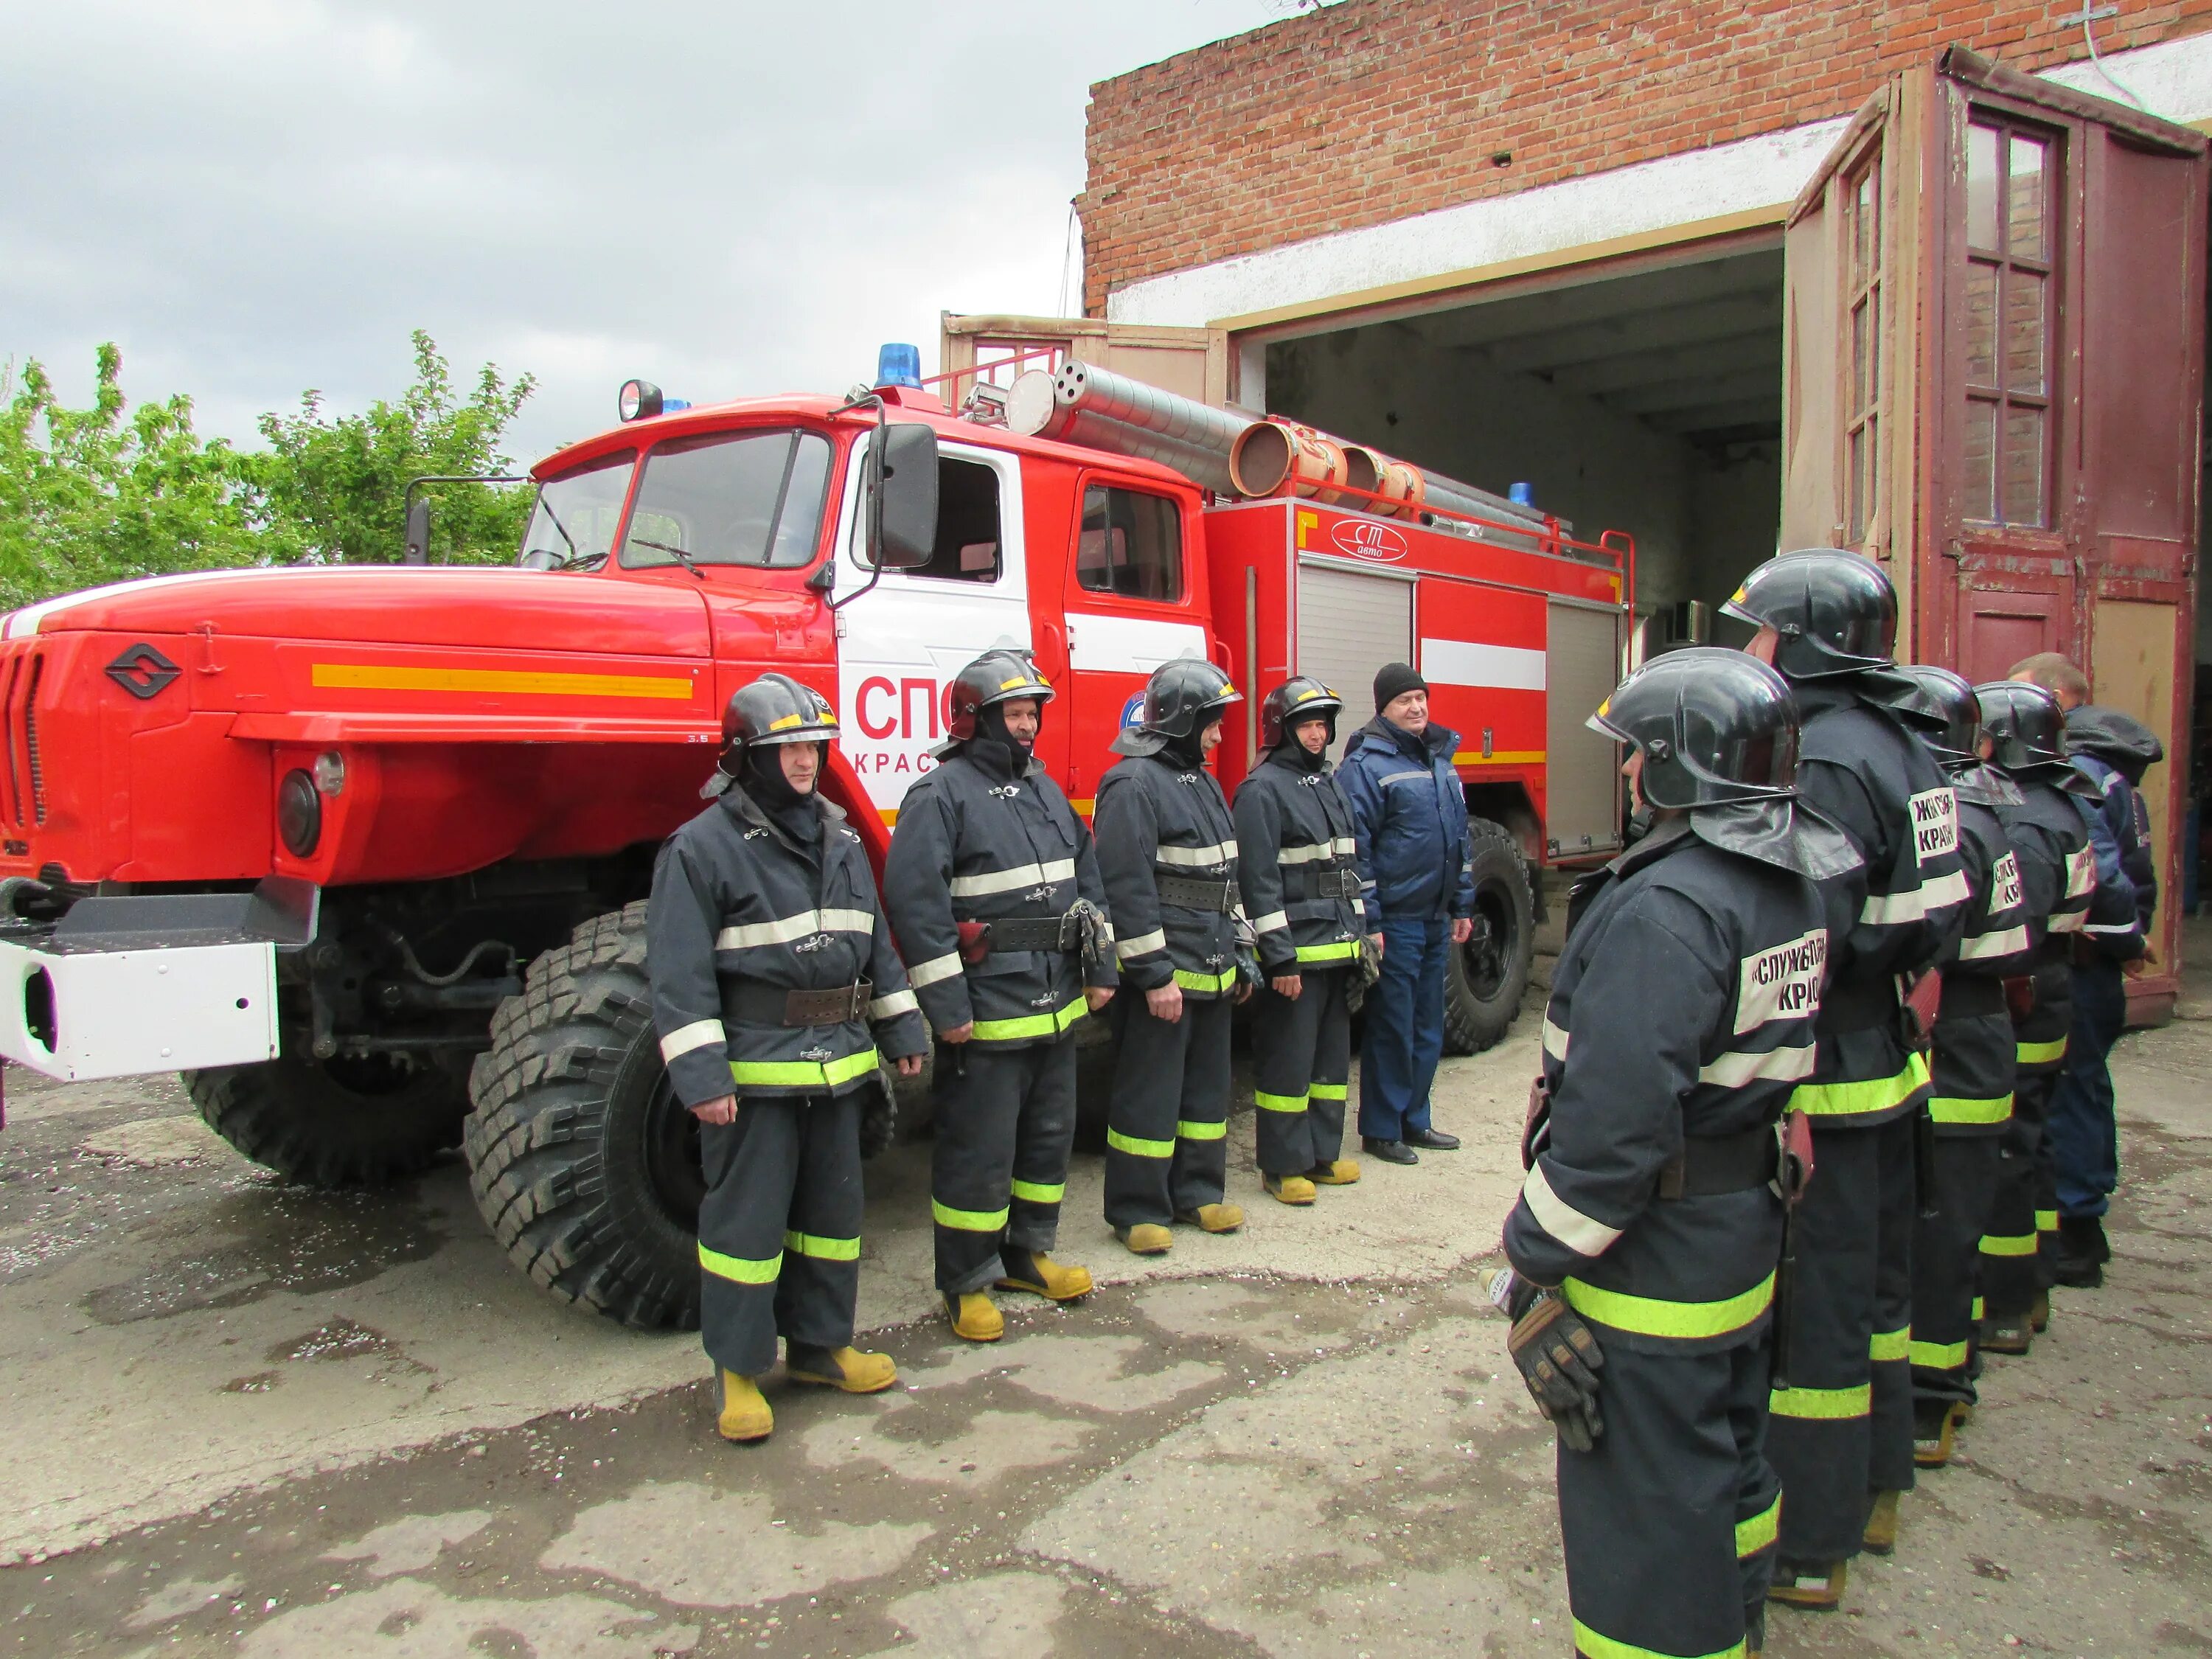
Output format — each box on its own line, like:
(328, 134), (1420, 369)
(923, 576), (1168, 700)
(1056, 200), (1082, 317)
(2074, 5), (2153, 114)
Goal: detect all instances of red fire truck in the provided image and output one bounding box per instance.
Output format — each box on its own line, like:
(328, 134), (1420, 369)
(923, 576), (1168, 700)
(0, 361), (1628, 1327)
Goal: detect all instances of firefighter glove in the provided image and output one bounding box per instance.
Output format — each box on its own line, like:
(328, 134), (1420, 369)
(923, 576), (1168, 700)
(1507, 1290), (1605, 1451)
(858, 1077), (898, 1159)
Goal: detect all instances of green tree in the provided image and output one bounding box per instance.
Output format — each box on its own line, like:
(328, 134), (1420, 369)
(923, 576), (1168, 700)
(0, 345), (262, 610)
(252, 329), (537, 566)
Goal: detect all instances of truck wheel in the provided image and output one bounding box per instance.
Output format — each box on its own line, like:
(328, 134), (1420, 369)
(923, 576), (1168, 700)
(465, 902), (703, 1331)
(1441, 818), (1535, 1055)
(186, 1054), (465, 1188)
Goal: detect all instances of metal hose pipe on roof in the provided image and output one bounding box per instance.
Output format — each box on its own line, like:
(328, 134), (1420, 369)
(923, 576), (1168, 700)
(1006, 363), (1256, 496)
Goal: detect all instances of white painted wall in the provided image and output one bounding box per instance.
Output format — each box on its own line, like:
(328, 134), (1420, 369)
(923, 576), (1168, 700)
(1106, 34), (2212, 331)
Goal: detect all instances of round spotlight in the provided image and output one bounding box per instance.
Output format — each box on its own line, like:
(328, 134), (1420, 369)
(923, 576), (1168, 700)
(278, 769), (322, 858)
(618, 379), (664, 422)
(313, 750), (347, 796)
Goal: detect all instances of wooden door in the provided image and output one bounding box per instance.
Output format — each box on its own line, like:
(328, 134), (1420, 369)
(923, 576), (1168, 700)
(938, 314), (1231, 408)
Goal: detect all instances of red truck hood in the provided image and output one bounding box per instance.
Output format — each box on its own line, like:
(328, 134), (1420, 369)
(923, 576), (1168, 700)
(0, 566), (713, 658)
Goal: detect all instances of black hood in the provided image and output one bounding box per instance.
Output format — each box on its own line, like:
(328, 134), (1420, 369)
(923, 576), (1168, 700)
(2065, 703), (2163, 782)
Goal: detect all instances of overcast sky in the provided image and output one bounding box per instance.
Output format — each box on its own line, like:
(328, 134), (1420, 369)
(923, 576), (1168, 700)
(2, 0), (1297, 466)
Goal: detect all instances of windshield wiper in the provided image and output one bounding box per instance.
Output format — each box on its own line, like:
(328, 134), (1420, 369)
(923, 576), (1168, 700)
(546, 548), (610, 571)
(534, 495), (579, 560)
(628, 537), (707, 580)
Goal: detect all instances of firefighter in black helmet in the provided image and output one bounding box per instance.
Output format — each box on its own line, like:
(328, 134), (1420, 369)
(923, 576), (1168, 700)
(1498, 647), (1854, 1659)
(647, 672), (928, 1444)
(880, 650), (1117, 1343)
(1892, 666), (2031, 1470)
(1722, 552), (1968, 1603)
(1094, 658), (1250, 1253)
(1232, 677), (1371, 1203)
(1972, 680), (2101, 1356)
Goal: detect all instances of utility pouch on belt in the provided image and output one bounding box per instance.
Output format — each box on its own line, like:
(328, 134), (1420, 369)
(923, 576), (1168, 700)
(1898, 967), (1943, 1051)
(1776, 1110), (1815, 1205)
(732, 981), (873, 1026)
(2002, 973), (2037, 1022)
(1521, 1076), (1552, 1171)
(1655, 1125), (1778, 1200)
(1158, 874), (1236, 913)
(956, 920), (992, 964)
(1770, 1107), (1814, 1389)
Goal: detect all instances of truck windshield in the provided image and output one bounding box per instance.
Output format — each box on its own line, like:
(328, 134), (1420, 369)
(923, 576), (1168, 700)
(518, 451), (635, 570)
(619, 428), (832, 571)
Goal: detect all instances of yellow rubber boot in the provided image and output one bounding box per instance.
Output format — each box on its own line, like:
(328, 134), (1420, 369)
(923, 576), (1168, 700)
(946, 1291), (1004, 1343)
(1308, 1159), (1360, 1185)
(786, 1344), (899, 1394)
(1116, 1223), (1173, 1256)
(1862, 1489), (1901, 1554)
(2029, 1290), (2051, 1333)
(1264, 1173), (1317, 1206)
(996, 1249), (1094, 1301)
(1767, 1558), (1848, 1609)
(715, 1370), (773, 1443)
(1179, 1203), (1244, 1234)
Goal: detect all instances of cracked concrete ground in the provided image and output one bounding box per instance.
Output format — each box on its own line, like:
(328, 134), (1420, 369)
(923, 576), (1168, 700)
(3, 921), (2208, 1657)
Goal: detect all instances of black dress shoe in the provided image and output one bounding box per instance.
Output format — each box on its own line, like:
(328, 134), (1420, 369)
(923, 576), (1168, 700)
(1363, 1136), (1419, 1166)
(1405, 1127), (1461, 1150)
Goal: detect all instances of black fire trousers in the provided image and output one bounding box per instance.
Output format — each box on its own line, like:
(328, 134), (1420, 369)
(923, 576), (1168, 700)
(1103, 991), (1232, 1229)
(696, 1092), (862, 1379)
(1910, 1133), (2002, 1411)
(1983, 1062), (2063, 1319)
(1251, 967), (1352, 1177)
(1557, 1336), (1781, 1659)
(931, 1036), (1077, 1295)
(1765, 1113), (1917, 1564)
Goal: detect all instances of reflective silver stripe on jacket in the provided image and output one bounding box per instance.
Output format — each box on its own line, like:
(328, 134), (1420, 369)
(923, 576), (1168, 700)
(1698, 1043), (1816, 1087)
(716, 908), (877, 950)
(2047, 911), (2088, 933)
(1277, 842), (1334, 865)
(1251, 910), (1290, 936)
(1116, 928), (1167, 960)
(658, 1018), (727, 1062)
(2064, 846), (2097, 899)
(1520, 1161), (1621, 1257)
(906, 950), (964, 988)
(1959, 923), (2031, 960)
(1541, 1015), (1571, 1063)
(1858, 868), (1970, 925)
(869, 989), (919, 1020)
(1376, 771), (1428, 787)
(947, 858), (1079, 899)
(1155, 841), (1237, 869)
(2080, 919), (2140, 936)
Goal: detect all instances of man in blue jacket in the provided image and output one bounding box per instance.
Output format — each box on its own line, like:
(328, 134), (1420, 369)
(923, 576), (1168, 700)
(1339, 662), (1475, 1166)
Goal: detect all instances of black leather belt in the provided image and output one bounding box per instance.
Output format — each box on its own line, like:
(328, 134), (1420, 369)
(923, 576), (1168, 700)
(979, 913), (1077, 952)
(1158, 875), (1236, 913)
(1656, 1126), (1779, 1199)
(1304, 867), (1361, 900)
(1817, 973), (1898, 1035)
(730, 980), (871, 1026)
(1940, 977), (2008, 1020)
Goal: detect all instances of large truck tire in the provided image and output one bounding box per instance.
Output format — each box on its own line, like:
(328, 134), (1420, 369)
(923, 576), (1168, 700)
(465, 902), (703, 1331)
(186, 1054), (466, 1189)
(1441, 818), (1536, 1056)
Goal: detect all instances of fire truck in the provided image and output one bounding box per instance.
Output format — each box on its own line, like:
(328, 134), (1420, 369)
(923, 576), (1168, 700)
(0, 352), (1630, 1328)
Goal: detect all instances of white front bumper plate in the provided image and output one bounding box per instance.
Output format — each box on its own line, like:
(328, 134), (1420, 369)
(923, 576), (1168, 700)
(0, 937), (280, 1082)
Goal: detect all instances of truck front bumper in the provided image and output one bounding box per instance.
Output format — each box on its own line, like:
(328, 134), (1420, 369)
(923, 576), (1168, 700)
(0, 879), (308, 1082)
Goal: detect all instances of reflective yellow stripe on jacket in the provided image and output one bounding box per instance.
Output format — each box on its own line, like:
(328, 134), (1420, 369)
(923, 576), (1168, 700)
(971, 995), (1088, 1043)
(729, 1047), (882, 1091)
(1560, 1270), (1775, 1342)
(1790, 1053), (1929, 1118)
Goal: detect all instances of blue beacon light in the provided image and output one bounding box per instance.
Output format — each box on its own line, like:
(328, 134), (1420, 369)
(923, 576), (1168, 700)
(876, 343), (923, 389)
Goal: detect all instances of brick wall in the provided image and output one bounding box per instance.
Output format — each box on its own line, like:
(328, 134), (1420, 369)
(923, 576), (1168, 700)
(1082, 0), (2212, 314)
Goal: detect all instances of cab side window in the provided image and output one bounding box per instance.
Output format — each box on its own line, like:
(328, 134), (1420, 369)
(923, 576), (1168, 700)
(1076, 484), (1183, 602)
(907, 456), (1003, 582)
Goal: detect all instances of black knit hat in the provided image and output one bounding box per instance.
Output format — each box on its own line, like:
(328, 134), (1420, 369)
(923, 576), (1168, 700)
(1374, 661), (1428, 710)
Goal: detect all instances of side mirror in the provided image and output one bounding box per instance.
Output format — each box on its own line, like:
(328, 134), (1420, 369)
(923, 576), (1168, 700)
(403, 495), (433, 565)
(869, 422), (938, 570)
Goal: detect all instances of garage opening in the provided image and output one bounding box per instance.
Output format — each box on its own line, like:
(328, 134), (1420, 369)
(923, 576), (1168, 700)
(1260, 241), (1785, 649)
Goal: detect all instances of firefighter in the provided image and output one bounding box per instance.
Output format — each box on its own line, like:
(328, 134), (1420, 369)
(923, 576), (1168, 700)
(2051, 699), (2160, 1286)
(1720, 551), (1968, 1605)
(1973, 681), (2099, 1355)
(1893, 666), (2031, 1470)
(880, 650), (1116, 1343)
(647, 672), (929, 1444)
(1231, 676), (1371, 1203)
(1096, 658), (1250, 1253)
(1498, 647), (1854, 1659)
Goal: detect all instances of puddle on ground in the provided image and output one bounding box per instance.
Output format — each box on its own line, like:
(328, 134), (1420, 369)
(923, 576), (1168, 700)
(79, 1186), (444, 1325)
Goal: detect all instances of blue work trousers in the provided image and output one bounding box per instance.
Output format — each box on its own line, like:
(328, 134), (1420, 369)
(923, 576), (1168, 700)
(1357, 915), (1447, 1142)
(2050, 959), (2127, 1219)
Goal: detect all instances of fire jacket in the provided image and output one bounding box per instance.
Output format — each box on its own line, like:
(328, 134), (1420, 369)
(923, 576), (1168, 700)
(1787, 684), (1969, 1127)
(1338, 717), (1476, 922)
(1927, 798), (2032, 1135)
(880, 737), (1116, 1049)
(1231, 747), (1371, 976)
(1503, 819), (1829, 1354)
(648, 783), (927, 1106)
(1996, 779), (2094, 1072)
(1093, 752), (1243, 998)
(2068, 752), (2148, 962)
